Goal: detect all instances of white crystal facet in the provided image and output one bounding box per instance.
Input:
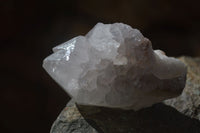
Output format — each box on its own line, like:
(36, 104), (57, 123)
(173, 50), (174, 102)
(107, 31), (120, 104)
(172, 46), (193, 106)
(43, 23), (187, 110)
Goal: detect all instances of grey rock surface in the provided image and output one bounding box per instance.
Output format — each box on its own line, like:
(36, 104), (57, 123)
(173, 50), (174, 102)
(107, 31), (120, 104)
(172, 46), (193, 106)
(50, 100), (98, 133)
(50, 56), (200, 133)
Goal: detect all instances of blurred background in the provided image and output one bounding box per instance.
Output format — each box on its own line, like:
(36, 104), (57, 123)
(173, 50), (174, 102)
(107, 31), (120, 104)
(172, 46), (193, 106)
(1, 0), (200, 132)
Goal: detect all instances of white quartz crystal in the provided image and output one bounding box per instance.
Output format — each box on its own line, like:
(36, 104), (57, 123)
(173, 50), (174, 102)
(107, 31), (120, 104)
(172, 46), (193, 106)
(43, 23), (187, 110)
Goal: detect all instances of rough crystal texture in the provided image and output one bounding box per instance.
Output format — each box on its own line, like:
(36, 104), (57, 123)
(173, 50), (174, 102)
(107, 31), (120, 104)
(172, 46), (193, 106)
(43, 23), (187, 110)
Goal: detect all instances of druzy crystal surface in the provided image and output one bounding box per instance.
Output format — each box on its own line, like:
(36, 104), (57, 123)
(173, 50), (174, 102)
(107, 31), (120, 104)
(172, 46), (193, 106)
(43, 23), (187, 110)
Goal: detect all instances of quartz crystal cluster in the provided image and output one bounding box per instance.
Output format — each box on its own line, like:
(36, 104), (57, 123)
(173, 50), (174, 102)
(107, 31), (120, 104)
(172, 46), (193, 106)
(43, 23), (187, 110)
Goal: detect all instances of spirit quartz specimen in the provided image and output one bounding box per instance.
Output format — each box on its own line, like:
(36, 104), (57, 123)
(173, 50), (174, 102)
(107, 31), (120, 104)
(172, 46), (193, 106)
(43, 23), (187, 110)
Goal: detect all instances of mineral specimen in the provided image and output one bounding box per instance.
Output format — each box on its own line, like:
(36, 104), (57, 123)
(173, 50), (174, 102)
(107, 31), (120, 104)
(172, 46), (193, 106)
(43, 23), (187, 110)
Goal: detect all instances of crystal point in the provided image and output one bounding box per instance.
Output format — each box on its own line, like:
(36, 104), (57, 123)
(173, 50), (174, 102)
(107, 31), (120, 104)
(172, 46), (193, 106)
(43, 23), (187, 110)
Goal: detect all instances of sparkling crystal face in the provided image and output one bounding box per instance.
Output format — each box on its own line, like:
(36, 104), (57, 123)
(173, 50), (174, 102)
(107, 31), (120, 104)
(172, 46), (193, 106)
(43, 23), (187, 110)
